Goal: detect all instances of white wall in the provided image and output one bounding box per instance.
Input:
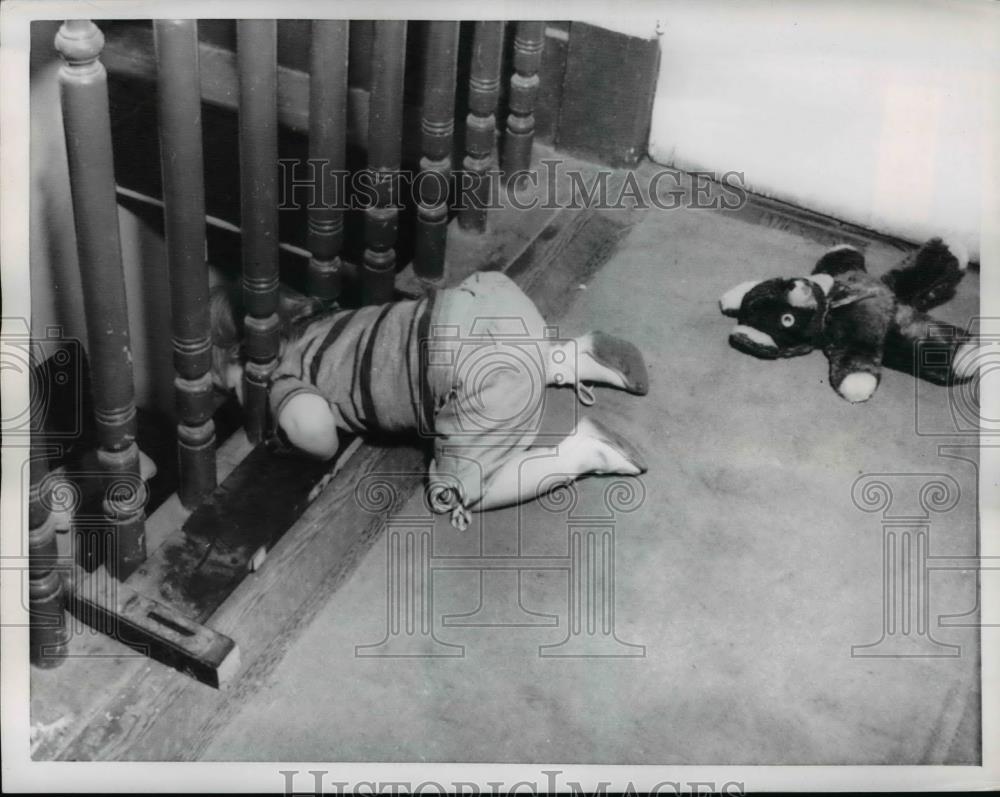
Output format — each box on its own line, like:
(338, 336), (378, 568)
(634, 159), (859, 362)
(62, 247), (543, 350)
(648, 0), (999, 258)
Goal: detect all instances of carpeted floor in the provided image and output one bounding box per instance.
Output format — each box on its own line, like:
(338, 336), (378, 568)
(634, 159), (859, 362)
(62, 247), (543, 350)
(197, 194), (980, 764)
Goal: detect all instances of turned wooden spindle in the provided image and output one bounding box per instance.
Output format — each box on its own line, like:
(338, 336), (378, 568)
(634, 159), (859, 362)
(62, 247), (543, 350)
(362, 21), (407, 305)
(29, 447), (69, 668)
(55, 19), (146, 578)
(154, 20), (217, 508)
(348, 21), (374, 91)
(237, 20), (281, 442)
(458, 22), (504, 233)
(307, 21), (349, 301)
(501, 22), (545, 180)
(414, 21), (460, 282)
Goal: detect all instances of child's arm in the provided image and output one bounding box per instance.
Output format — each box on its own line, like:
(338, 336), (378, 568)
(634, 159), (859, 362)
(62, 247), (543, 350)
(270, 377), (339, 459)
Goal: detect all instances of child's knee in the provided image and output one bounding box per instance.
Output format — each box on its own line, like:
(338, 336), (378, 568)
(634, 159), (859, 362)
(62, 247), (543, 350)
(278, 393), (339, 458)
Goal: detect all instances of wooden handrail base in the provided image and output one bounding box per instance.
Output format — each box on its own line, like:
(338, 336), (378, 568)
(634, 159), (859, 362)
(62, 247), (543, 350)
(69, 571), (241, 690)
(66, 433), (362, 688)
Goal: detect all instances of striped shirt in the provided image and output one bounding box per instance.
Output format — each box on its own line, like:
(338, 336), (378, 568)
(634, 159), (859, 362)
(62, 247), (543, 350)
(268, 294), (440, 437)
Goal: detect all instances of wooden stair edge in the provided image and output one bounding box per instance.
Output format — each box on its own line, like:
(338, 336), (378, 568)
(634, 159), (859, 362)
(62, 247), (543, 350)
(70, 572), (241, 690)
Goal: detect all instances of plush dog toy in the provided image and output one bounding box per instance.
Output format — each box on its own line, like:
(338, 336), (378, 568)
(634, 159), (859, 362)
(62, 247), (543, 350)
(718, 238), (979, 402)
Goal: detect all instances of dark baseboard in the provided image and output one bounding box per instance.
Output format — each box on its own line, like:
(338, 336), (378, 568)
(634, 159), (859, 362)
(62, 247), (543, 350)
(555, 22), (660, 167)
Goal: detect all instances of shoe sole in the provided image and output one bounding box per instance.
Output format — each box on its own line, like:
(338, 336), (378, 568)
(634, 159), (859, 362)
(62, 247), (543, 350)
(589, 332), (649, 395)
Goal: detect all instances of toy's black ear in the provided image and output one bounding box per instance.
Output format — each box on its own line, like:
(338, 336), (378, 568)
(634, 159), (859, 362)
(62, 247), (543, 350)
(729, 324), (781, 359)
(813, 244), (866, 276)
(719, 280), (762, 316)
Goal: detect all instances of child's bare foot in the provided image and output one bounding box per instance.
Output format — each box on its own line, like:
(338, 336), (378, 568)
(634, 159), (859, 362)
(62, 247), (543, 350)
(574, 417), (648, 476)
(581, 332), (649, 395)
(548, 333), (649, 399)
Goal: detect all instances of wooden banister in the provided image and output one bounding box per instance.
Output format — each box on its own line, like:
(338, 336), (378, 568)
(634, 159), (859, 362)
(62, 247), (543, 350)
(362, 21), (407, 305)
(307, 21), (350, 301)
(236, 20), (281, 443)
(414, 21), (460, 282)
(154, 20), (218, 508)
(458, 21), (504, 233)
(29, 446), (69, 668)
(502, 22), (545, 179)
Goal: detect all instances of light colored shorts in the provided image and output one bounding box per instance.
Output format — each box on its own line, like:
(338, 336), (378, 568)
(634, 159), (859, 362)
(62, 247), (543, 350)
(425, 271), (555, 511)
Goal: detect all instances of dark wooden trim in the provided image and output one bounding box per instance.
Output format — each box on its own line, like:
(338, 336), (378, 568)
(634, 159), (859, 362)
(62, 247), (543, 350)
(69, 574), (240, 689)
(55, 19), (146, 578)
(123, 438), (350, 624)
(556, 22), (660, 167)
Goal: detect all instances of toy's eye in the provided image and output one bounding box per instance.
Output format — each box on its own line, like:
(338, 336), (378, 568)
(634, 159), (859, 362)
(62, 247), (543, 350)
(780, 313), (796, 328)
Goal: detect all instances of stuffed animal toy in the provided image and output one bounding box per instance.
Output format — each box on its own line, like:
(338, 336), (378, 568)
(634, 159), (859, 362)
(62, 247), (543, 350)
(718, 238), (979, 403)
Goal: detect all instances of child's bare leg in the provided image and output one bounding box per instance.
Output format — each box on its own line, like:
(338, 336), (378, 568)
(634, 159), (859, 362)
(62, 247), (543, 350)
(470, 417), (646, 512)
(545, 332), (649, 398)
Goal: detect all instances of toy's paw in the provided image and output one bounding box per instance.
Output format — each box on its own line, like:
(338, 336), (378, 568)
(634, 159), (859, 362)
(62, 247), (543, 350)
(729, 325), (781, 358)
(836, 372), (879, 403)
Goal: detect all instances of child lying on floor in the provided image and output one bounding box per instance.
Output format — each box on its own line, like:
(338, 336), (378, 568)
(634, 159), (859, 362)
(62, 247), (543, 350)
(210, 271), (649, 530)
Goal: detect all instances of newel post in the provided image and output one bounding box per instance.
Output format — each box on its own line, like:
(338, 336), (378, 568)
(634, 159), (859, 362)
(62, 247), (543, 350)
(55, 19), (146, 578)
